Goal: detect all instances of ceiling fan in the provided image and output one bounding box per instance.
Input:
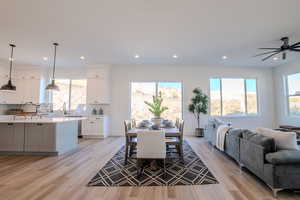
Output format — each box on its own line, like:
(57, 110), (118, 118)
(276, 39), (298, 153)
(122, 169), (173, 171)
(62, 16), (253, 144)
(254, 37), (300, 61)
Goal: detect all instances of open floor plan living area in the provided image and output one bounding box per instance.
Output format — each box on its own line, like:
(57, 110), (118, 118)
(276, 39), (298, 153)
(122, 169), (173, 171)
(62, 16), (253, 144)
(1, 0), (300, 199)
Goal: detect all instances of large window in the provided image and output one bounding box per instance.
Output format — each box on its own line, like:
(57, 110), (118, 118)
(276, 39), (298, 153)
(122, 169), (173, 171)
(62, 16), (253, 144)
(210, 78), (258, 116)
(131, 82), (182, 122)
(52, 79), (87, 111)
(287, 73), (300, 116)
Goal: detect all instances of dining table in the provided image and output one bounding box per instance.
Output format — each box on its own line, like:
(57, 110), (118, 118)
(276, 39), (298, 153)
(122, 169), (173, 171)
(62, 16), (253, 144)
(127, 127), (180, 137)
(127, 127), (181, 170)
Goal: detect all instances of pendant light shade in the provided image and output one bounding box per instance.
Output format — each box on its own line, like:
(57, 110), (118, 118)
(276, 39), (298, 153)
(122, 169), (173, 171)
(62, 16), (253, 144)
(0, 44), (16, 91)
(46, 42), (59, 91)
(45, 79), (59, 90)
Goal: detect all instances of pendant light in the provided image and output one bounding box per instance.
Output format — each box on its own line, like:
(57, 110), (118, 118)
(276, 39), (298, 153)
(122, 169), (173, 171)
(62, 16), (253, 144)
(46, 42), (59, 91)
(0, 44), (16, 91)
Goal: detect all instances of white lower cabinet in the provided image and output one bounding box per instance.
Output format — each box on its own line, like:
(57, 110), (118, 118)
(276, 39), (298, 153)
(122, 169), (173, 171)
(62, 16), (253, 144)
(82, 116), (108, 138)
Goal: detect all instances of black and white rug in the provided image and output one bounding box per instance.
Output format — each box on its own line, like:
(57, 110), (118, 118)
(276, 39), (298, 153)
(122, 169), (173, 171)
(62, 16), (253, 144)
(88, 141), (218, 187)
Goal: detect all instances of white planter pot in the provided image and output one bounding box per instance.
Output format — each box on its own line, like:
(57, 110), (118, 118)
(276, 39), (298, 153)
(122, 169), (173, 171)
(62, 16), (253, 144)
(152, 118), (162, 126)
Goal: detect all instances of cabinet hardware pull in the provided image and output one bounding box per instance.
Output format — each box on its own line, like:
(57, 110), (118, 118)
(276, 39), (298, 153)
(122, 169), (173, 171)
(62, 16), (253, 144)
(37, 123), (43, 126)
(8, 123), (13, 126)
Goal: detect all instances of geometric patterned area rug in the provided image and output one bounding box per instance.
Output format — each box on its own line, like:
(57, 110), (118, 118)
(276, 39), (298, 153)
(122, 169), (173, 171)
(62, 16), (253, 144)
(88, 141), (218, 187)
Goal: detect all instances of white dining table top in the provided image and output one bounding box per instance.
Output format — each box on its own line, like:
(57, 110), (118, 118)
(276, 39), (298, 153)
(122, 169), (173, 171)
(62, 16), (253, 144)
(127, 127), (180, 136)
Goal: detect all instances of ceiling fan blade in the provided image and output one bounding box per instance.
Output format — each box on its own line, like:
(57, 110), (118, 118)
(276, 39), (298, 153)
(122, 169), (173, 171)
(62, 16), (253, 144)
(282, 52), (286, 60)
(253, 50), (280, 57)
(291, 42), (300, 47)
(258, 48), (280, 50)
(290, 49), (300, 52)
(262, 51), (281, 61)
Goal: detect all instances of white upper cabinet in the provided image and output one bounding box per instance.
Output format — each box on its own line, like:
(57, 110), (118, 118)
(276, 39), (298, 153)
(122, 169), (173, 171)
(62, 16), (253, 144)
(86, 66), (111, 104)
(18, 77), (40, 104)
(0, 71), (41, 104)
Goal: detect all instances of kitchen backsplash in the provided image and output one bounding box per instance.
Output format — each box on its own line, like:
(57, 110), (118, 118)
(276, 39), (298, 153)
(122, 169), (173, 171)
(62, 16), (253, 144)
(0, 104), (110, 116)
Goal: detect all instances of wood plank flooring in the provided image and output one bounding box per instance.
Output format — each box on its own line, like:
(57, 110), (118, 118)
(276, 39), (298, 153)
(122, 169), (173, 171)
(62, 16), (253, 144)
(0, 136), (300, 200)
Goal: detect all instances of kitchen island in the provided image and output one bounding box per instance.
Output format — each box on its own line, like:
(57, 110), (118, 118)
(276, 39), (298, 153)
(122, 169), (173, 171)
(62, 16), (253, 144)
(0, 117), (85, 155)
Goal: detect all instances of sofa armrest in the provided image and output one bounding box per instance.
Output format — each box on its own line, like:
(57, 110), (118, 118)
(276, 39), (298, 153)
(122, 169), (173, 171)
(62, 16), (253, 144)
(266, 150), (300, 164)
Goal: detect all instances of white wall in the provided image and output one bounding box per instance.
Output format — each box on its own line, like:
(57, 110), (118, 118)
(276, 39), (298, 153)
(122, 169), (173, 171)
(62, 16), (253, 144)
(273, 61), (300, 127)
(0, 62), (277, 134)
(110, 64), (276, 136)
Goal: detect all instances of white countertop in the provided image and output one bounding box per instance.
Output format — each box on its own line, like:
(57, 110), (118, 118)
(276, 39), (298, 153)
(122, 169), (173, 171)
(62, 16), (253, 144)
(0, 117), (87, 123)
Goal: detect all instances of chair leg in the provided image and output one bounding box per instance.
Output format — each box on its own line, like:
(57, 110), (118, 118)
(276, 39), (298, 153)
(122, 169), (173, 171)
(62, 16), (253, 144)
(124, 144), (129, 165)
(163, 159), (167, 179)
(179, 144), (184, 162)
(129, 144), (133, 157)
(137, 159), (143, 179)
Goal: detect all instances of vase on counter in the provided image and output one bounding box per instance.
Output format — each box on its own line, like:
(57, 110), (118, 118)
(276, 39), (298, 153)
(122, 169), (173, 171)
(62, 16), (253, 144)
(92, 108), (97, 115)
(98, 107), (103, 115)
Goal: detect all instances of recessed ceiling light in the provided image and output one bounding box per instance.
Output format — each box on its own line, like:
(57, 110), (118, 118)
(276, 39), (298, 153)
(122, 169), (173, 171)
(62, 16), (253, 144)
(222, 56), (228, 60)
(80, 56), (85, 60)
(273, 57), (278, 61)
(173, 54), (178, 59)
(134, 54), (140, 59)
(43, 57), (48, 61)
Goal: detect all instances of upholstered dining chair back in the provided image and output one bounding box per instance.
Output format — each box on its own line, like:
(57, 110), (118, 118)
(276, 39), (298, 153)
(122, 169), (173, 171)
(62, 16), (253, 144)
(179, 120), (184, 139)
(137, 130), (166, 159)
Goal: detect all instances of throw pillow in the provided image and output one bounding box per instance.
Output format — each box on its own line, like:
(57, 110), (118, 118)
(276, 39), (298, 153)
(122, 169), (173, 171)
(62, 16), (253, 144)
(256, 127), (299, 150)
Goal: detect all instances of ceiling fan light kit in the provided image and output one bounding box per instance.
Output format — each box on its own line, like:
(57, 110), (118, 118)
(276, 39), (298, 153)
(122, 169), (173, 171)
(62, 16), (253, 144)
(255, 37), (300, 61)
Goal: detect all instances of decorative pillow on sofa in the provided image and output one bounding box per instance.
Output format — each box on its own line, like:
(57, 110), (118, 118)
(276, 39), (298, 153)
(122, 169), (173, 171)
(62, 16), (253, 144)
(228, 128), (246, 137)
(256, 127), (299, 151)
(242, 130), (276, 153)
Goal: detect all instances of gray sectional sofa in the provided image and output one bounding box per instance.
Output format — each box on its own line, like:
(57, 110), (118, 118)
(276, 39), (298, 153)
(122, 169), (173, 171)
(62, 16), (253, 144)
(204, 118), (300, 197)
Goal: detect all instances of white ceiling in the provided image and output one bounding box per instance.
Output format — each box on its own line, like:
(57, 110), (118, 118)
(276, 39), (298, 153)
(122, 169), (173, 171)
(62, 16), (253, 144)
(0, 0), (300, 68)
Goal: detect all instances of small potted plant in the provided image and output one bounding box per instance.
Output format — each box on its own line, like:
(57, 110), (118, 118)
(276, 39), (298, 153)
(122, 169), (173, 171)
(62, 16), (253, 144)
(188, 88), (208, 137)
(144, 92), (168, 126)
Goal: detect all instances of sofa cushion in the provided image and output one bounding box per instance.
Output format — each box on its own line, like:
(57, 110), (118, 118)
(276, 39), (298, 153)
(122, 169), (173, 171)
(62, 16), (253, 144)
(228, 128), (245, 137)
(242, 130), (275, 153)
(242, 129), (257, 140)
(266, 150), (300, 164)
(256, 127), (299, 151)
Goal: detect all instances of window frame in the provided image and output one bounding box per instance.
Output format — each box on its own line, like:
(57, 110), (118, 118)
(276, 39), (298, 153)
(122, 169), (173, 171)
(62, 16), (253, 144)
(209, 77), (259, 117)
(285, 72), (300, 117)
(50, 79), (87, 111)
(130, 81), (183, 120)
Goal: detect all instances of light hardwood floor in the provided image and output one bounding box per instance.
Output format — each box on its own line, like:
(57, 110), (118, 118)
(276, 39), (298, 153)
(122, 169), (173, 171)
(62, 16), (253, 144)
(0, 136), (299, 200)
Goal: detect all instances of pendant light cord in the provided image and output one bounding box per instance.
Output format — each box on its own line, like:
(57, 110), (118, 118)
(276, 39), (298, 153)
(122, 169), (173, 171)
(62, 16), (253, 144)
(9, 44), (15, 81)
(52, 43), (58, 80)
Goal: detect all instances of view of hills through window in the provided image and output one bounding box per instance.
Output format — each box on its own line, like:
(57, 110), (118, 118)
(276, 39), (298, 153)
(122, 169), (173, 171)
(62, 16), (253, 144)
(287, 73), (300, 116)
(52, 79), (87, 111)
(131, 82), (182, 123)
(210, 78), (258, 116)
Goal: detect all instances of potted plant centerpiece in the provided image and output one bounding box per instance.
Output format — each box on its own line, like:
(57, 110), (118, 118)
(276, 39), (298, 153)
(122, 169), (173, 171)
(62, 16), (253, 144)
(188, 88), (208, 137)
(144, 92), (168, 127)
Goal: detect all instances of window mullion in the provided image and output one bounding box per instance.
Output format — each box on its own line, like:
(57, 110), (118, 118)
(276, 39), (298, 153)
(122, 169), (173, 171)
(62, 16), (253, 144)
(220, 79), (223, 116)
(156, 82), (158, 97)
(68, 79), (72, 111)
(244, 79), (248, 115)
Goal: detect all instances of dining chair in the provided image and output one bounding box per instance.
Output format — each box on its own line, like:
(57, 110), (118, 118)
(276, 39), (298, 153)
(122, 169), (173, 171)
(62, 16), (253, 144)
(124, 120), (137, 165)
(166, 120), (184, 162)
(136, 130), (167, 178)
(175, 118), (180, 128)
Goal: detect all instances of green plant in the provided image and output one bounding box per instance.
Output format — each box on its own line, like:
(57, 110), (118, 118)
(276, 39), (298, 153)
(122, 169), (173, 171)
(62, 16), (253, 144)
(188, 88), (208, 129)
(144, 92), (168, 118)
